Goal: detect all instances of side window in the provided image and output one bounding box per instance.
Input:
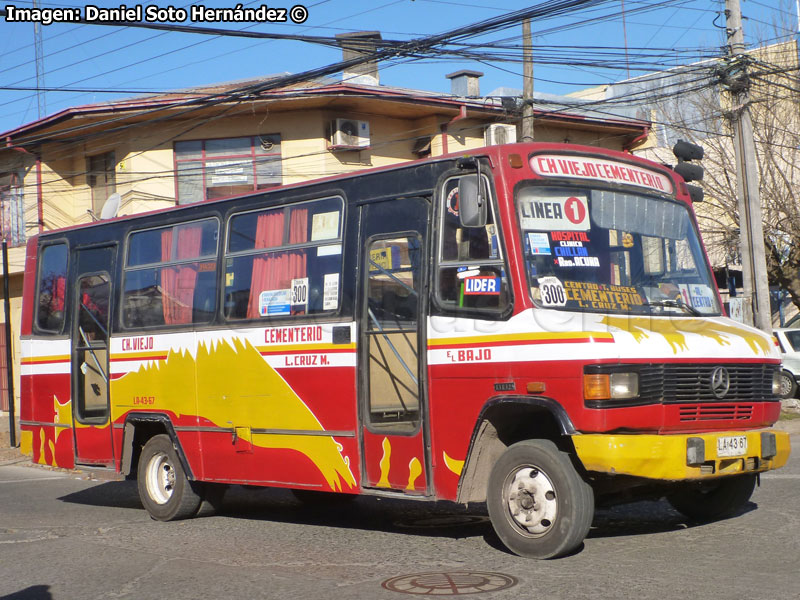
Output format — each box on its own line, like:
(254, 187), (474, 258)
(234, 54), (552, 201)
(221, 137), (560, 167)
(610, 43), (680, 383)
(437, 176), (509, 312)
(122, 218), (219, 328)
(78, 274), (110, 342)
(365, 235), (421, 430)
(36, 243), (68, 333)
(224, 197), (343, 320)
(367, 236), (421, 328)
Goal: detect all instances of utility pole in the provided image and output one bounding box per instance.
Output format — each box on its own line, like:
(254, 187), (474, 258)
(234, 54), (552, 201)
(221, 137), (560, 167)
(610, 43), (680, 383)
(724, 0), (772, 332)
(33, 0), (46, 118)
(521, 18), (534, 141)
(620, 0), (631, 79)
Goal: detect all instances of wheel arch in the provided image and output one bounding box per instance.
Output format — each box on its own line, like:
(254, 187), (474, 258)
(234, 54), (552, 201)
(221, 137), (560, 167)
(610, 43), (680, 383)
(456, 396), (576, 504)
(120, 414), (194, 480)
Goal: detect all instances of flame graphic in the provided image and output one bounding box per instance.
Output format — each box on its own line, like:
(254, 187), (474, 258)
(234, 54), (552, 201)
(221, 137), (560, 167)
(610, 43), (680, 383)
(443, 451), (465, 476)
(406, 457), (422, 490)
(110, 338), (356, 491)
(601, 316), (771, 356)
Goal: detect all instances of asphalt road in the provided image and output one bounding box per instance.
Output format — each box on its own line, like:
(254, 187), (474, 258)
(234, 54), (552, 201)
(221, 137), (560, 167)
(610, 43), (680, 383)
(1, 426), (798, 600)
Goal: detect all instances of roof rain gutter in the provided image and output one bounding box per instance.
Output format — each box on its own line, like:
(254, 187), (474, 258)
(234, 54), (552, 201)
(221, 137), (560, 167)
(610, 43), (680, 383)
(623, 124), (651, 153)
(441, 104), (468, 155)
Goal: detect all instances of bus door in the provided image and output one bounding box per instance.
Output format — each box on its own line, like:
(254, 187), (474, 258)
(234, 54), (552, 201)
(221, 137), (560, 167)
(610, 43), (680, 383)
(359, 197), (430, 494)
(70, 245), (116, 467)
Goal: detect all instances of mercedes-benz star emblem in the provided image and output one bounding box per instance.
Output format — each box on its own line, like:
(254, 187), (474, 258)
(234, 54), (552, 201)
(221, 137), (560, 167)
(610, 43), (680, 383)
(710, 366), (731, 399)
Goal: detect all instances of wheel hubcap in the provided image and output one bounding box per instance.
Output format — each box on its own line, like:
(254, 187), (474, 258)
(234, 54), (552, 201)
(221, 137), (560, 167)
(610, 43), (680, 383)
(780, 374), (793, 397)
(505, 467), (557, 536)
(146, 452), (175, 505)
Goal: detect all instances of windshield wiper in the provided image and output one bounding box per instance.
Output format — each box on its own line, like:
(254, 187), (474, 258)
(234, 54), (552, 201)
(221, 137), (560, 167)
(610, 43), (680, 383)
(647, 298), (702, 316)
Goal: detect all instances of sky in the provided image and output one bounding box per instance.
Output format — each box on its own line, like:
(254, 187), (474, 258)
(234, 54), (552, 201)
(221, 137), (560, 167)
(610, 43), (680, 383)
(0, 0), (797, 136)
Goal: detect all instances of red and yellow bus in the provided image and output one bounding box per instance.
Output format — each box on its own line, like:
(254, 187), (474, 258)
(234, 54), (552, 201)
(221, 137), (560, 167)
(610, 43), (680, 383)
(19, 142), (790, 558)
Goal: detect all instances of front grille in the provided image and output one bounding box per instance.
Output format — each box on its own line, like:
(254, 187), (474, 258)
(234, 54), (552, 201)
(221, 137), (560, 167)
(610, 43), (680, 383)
(651, 364), (777, 403)
(585, 363), (778, 411)
(678, 403), (754, 422)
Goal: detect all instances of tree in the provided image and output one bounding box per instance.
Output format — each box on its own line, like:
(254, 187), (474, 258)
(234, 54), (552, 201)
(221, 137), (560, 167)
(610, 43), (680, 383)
(636, 36), (800, 314)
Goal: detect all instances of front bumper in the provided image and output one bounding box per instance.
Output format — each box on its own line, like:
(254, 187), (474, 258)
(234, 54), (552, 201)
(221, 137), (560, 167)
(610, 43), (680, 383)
(572, 428), (790, 481)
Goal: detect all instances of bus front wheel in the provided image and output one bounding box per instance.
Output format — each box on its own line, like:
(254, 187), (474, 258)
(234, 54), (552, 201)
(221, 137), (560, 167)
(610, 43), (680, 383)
(666, 474), (756, 521)
(487, 439), (594, 559)
(137, 434), (202, 521)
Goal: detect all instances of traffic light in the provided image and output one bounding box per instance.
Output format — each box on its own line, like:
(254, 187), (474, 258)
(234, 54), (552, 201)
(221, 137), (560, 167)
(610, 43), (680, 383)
(672, 139), (704, 203)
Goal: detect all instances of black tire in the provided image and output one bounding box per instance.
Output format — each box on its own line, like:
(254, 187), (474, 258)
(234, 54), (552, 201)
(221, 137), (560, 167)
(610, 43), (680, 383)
(291, 489), (357, 505)
(486, 439), (594, 559)
(778, 369), (797, 399)
(137, 434), (202, 521)
(666, 474), (756, 521)
(195, 483), (227, 517)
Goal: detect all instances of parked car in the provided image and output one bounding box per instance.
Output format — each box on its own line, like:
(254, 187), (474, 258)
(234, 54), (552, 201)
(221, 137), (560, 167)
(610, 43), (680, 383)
(783, 313), (800, 328)
(773, 327), (800, 398)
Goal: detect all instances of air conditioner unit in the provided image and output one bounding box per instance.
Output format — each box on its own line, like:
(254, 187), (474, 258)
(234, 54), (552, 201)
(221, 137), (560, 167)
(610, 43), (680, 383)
(485, 123), (517, 146)
(328, 118), (370, 150)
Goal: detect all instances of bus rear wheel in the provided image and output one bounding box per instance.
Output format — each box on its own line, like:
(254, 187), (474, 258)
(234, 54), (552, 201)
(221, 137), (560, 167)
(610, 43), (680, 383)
(487, 439), (594, 559)
(666, 474), (756, 521)
(137, 434), (202, 521)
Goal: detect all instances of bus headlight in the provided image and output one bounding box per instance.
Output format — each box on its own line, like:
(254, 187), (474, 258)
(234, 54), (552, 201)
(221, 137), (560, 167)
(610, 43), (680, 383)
(584, 372), (639, 402)
(772, 370), (783, 396)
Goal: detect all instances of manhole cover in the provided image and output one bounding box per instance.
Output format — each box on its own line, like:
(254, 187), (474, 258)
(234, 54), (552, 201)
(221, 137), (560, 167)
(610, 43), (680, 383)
(382, 571), (517, 595)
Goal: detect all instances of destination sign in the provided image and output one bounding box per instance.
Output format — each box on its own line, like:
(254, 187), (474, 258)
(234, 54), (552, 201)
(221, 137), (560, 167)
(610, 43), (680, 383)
(530, 154), (673, 194)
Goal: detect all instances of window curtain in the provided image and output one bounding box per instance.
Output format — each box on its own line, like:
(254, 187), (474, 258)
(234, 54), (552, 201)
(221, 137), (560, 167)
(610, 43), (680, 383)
(51, 276), (66, 312)
(161, 225), (202, 324)
(246, 208), (308, 319)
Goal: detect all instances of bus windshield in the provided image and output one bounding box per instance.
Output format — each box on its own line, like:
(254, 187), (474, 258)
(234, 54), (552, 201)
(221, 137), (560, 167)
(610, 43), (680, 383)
(516, 185), (721, 316)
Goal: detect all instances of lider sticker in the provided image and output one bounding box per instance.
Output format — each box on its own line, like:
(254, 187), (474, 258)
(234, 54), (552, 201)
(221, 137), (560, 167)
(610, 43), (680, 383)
(463, 276), (501, 295)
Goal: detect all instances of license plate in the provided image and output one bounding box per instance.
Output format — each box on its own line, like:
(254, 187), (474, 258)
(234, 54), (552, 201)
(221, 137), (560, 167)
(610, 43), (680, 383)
(717, 435), (747, 457)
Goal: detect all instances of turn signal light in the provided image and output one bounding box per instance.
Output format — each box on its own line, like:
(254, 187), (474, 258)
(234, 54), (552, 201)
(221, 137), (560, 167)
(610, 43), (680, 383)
(509, 153), (523, 168)
(584, 372), (639, 401)
(584, 374), (611, 400)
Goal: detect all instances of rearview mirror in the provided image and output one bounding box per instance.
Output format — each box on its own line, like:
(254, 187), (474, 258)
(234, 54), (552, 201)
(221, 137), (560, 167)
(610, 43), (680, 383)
(458, 175), (487, 228)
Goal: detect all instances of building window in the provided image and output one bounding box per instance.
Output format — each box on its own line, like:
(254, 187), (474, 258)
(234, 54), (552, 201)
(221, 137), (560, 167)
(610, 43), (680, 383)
(0, 172), (25, 246)
(174, 135), (282, 205)
(87, 152), (117, 216)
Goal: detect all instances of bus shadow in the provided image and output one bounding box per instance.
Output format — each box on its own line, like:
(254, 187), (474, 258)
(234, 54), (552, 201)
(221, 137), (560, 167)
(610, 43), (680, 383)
(57, 481), (757, 545)
(588, 499), (758, 539)
(0, 585), (53, 600)
(57, 481), (491, 539)
(220, 486), (493, 541)
(58, 479), (143, 510)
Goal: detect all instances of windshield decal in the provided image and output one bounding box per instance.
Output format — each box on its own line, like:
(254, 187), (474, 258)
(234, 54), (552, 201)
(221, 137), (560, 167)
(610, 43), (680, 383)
(527, 232), (552, 255)
(551, 232), (600, 267)
(536, 276), (567, 307)
(685, 284), (715, 312)
(564, 281), (645, 312)
(463, 276), (501, 295)
(519, 193), (589, 231)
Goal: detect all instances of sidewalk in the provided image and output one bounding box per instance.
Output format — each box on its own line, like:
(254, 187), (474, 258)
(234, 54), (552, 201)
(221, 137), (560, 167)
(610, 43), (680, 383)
(0, 411), (25, 465)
